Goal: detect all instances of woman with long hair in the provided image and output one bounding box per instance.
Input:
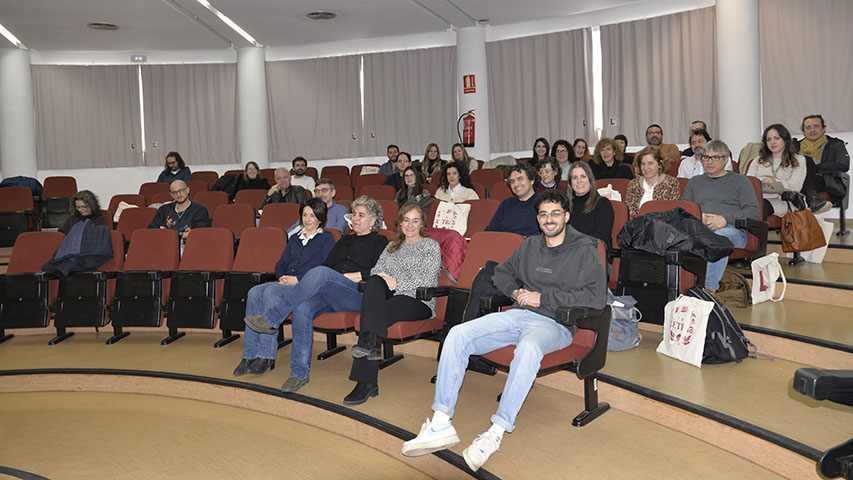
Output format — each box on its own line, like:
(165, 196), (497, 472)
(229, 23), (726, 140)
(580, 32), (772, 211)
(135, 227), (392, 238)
(418, 143), (446, 181)
(344, 203), (442, 405)
(746, 123), (808, 218)
(450, 143), (478, 171)
(531, 137), (550, 165)
(233, 161), (271, 196)
(435, 163), (479, 202)
(567, 162), (614, 248)
(59, 190), (107, 234)
(395, 165), (434, 213)
(624, 146), (680, 217)
(551, 139), (575, 182)
(573, 138), (592, 163)
(590, 137), (633, 180)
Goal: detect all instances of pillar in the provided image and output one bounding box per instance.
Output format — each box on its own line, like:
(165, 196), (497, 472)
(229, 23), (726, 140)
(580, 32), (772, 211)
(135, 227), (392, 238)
(0, 48), (37, 178)
(456, 27), (490, 163)
(237, 47), (269, 167)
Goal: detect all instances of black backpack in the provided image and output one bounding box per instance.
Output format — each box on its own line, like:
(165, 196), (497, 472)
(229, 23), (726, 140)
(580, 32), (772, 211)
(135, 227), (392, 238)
(687, 286), (755, 364)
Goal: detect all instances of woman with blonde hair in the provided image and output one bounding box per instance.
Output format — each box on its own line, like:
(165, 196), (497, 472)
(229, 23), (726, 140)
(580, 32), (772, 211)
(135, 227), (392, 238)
(590, 137), (633, 180)
(418, 143), (447, 181)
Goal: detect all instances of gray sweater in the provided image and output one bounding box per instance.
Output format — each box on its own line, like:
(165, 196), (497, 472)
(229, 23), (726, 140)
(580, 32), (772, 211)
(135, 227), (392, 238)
(682, 172), (760, 225)
(492, 226), (606, 328)
(371, 237), (442, 315)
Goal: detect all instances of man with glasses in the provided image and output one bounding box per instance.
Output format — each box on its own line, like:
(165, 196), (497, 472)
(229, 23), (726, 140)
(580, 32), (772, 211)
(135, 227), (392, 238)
(156, 151), (192, 184)
(645, 124), (680, 167)
(149, 180), (210, 243)
(382, 151), (413, 191)
(682, 140), (759, 291)
(286, 178), (347, 235)
(678, 129), (733, 179)
(402, 189), (606, 472)
(259, 168), (308, 210)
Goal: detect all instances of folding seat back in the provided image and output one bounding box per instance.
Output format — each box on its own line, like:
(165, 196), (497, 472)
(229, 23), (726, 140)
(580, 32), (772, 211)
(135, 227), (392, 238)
(361, 184), (396, 201)
(234, 189), (267, 214)
(260, 168), (276, 186)
(728, 175), (768, 263)
(608, 200), (629, 289)
(489, 181), (513, 201)
(162, 228), (234, 344)
(472, 182), (486, 199)
(638, 199), (701, 218)
(216, 227), (286, 347)
(212, 203), (255, 240)
(191, 171), (220, 191)
(334, 185), (354, 202)
(677, 177), (689, 196)
(291, 167), (318, 179)
(350, 164), (380, 180)
(186, 180), (209, 198)
(149, 192), (172, 205)
(139, 182), (170, 205)
(0, 231), (64, 341)
(595, 178), (630, 200)
(463, 199), (500, 237)
(667, 160), (680, 177)
(321, 165), (349, 178)
(325, 173), (352, 189)
(107, 229), (180, 344)
(354, 174), (387, 197)
(258, 203), (300, 230)
(115, 207), (157, 251)
(107, 194), (146, 224)
(0, 187), (38, 247)
(471, 169), (504, 195)
(376, 200), (399, 227)
(481, 241), (612, 427)
(40, 176), (78, 228)
(50, 229), (124, 344)
(224, 169), (243, 177)
(194, 191), (230, 215)
(378, 229), (395, 241)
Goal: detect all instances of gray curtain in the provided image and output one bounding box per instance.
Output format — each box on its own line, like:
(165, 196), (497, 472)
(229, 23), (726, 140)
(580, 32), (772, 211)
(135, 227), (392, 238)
(266, 55), (362, 161)
(141, 63), (239, 166)
(32, 65), (142, 169)
(486, 29), (594, 152)
(362, 46), (457, 157)
(600, 7), (718, 145)
(759, 0), (853, 131)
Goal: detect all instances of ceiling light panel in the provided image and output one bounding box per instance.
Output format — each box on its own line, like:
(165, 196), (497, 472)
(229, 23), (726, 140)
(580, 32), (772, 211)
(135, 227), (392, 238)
(196, 0), (260, 46)
(0, 22), (26, 48)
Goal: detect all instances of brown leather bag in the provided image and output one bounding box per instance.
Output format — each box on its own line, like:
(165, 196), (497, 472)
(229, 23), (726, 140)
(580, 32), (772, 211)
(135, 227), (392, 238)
(780, 209), (826, 252)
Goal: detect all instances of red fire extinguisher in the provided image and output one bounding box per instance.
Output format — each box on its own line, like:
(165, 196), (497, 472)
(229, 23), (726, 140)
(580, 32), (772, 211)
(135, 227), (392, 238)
(457, 109), (475, 148)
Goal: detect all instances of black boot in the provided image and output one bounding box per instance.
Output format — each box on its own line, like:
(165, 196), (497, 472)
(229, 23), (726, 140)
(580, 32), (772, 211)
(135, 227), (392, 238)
(343, 381), (379, 405)
(246, 358), (275, 374)
(351, 332), (383, 361)
(233, 358), (252, 376)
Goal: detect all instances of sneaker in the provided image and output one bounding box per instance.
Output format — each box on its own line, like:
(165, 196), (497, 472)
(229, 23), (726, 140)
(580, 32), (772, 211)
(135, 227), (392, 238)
(401, 418), (461, 457)
(462, 431), (501, 472)
(811, 199), (832, 215)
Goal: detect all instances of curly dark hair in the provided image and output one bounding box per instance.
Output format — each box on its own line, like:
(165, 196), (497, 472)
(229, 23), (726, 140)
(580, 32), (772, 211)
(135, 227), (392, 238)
(438, 162), (474, 191)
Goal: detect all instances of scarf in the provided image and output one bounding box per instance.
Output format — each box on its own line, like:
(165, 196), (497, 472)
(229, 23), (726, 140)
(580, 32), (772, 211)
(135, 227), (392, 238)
(800, 135), (827, 164)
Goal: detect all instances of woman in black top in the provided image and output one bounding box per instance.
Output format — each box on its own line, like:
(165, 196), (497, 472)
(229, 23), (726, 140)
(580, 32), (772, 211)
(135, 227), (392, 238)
(590, 137), (634, 180)
(567, 161), (614, 249)
(59, 190), (107, 234)
(233, 161), (271, 196)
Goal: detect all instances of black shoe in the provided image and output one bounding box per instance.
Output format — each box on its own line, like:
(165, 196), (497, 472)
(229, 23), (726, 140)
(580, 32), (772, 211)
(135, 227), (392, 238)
(351, 332), (382, 361)
(233, 358), (252, 376)
(245, 314), (276, 335)
(467, 355), (497, 376)
(343, 382), (379, 405)
(247, 358), (275, 374)
(810, 198), (832, 214)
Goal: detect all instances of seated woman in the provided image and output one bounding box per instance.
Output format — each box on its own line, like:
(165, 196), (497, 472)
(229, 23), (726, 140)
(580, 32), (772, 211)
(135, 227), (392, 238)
(614, 134), (634, 164)
(450, 143), (479, 171)
(232, 161), (271, 198)
(396, 165), (434, 212)
(573, 138), (592, 163)
(746, 124), (807, 219)
(236, 197), (388, 393)
(344, 204), (442, 405)
(625, 146), (680, 217)
(434, 163), (479, 203)
(59, 190), (107, 234)
(590, 137), (634, 180)
(567, 162), (614, 248)
(418, 143), (447, 182)
(536, 156), (563, 192)
(236, 198), (335, 375)
(532, 137), (550, 166)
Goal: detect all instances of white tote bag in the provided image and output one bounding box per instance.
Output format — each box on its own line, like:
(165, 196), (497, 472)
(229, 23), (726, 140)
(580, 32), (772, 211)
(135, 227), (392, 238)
(657, 295), (715, 367)
(597, 184), (622, 202)
(785, 217), (833, 264)
(750, 252), (787, 304)
(431, 201), (471, 236)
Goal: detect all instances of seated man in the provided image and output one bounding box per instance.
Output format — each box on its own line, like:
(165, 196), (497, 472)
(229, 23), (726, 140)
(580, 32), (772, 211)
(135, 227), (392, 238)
(378, 144), (400, 176)
(156, 151), (192, 184)
(678, 129), (732, 178)
(682, 140), (760, 291)
(149, 180), (210, 244)
(290, 156), (316, 191)
(286, 178), (347, 235)
(383, 151), (412, 192)
(680, 119), (707, 158)
(485, 162), (540, 237)
(797, 114), (850, 209)
(259, 168), (308, 210)
(401, 189), (606, 471)
(645, 124), (681, 167)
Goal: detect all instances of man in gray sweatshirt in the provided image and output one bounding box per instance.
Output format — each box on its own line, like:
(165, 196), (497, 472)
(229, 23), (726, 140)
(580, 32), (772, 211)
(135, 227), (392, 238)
(401, 189), (606, 472)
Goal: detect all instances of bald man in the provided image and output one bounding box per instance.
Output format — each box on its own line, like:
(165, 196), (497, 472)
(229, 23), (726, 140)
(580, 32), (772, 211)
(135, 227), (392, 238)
(149, 180), (210, 242)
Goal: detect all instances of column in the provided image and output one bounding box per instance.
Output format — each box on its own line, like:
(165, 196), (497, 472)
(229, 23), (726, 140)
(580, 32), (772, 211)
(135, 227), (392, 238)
(0, 48), (38, 178)
(237, 46), (269, 168)
(456, 27), (490, 163)
(715, 0), (761, 156)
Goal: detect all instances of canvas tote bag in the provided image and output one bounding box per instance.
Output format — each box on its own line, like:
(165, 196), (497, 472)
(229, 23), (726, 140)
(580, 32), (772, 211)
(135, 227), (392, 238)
(431, 201), (471, 236)
(657, 295), (715, 367)
(750, 252), (787, 304)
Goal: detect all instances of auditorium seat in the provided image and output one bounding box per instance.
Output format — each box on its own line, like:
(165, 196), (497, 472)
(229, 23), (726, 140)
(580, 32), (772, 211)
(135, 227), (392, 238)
(194, 191), (229, 215)
(333, 185), (354, 202)
(138, 182), (170, 205)
(260, 168), (276, 186)
(162, 227), (234, 345)
(115, 207), (157, 252)
(480, 241), (612, 427)
(224, 169), (243, 177)
(376, 200), (399, 226)
(40, 176), (78, 229)
(0, 231), (65, 343)
(638, 199), (701, 218)
(325, 173), (352, 191)
(107, 228), (180, 344)
(321, 165), (349, 178)
(676, 177), (689, 196)
(463, 199), (500, 237)
(0, 186), (39, 247)
(212, 203), (255, 242)
(353, 174), (387, 197)
(667, 159), (680, 177)
(149, 192), (172, 205)
(608, 200), (629, 289)
(472, 182), (486, 199)
(107, 194), (146, 224)
(191, 171), (219, 191)
(471, 169), (504, 196)
(217, 227), (287, 347)
(234, 189), (267, 214)
(258, 203), (300, 231)
(728, 175), (768, 264)
(489, 181), (513, 201)
(350, 164), (380, 180)
(50, 229), (124, 345)
(595, 178), (630, 200)
(186, 180), (209, 198)
(360, 184), (396, 201)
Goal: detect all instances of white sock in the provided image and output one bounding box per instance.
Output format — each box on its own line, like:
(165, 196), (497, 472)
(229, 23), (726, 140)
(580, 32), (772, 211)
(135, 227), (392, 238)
(432, 411), (451, 426)
(488, 423), (505, 439)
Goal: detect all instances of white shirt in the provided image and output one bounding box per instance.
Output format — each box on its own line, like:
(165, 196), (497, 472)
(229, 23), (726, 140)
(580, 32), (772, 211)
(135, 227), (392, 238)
(291, 175), (315, 191)
(639, 178), (656, 209)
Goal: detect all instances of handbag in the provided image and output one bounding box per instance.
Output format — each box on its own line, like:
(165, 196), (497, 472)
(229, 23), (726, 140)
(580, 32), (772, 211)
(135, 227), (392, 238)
(656, 294), (715, 367)
(780, 207), (826, 253)
(750, 253), (786, 304)
(431, 201), (471, 236)
(785, 217), (833, 264)
(607, 291), (642, 352)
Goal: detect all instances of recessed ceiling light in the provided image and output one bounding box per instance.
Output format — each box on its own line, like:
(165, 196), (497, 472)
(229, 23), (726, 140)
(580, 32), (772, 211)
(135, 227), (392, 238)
(0, 22), (26, 48)
(307, 11), (337, 20)
(476, 19), (490, 26)
(87, 22), (119, 31)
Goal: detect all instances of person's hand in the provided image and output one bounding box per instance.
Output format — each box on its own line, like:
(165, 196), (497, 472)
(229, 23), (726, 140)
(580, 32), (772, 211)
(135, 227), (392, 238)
(277, 275), (298, 285)
(343, 272), (361, 283)
(267, 184), (281, 196)
(181, 228), (191, 240)
(513, 288), (541, 307)
(702, 213), (726, 231)
(378, 272), (397, 290)
(761, 177), (778, 183)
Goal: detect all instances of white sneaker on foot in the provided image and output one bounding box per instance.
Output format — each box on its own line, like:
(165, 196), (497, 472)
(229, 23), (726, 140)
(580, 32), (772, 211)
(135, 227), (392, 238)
(401, 418), (460, 456)
(462, 431), (501, 471)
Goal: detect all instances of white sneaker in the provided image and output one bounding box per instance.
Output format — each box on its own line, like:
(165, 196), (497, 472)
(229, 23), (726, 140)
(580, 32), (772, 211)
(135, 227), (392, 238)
(462, 431), (501, 471)
(401, 418), (461, 456)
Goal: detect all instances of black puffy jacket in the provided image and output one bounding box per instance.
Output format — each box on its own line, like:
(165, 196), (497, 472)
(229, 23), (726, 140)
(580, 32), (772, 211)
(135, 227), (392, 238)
(617, 208), (734, 262)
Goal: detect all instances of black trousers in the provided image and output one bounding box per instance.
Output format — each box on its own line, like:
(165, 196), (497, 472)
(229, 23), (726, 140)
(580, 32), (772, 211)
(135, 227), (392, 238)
(349, 275), (431, 384)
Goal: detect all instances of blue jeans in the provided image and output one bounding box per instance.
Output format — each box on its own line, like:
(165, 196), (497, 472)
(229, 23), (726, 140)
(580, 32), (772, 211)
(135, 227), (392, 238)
(241, 266), (363, 379)
(432, 308), (574, 432)
(705, 225), (747, 290)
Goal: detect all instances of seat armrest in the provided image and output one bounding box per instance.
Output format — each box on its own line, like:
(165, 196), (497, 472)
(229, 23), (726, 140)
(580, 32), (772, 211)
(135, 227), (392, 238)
(416, 286), (450, 300)
(256, 272), (277, 283)
(357, 280), (366, 292)
(555, 306), (610, 330)
(479, 294), (513, 313)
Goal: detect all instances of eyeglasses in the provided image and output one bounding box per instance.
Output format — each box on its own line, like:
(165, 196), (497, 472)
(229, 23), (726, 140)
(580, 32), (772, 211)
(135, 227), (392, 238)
(701, 154), (726, 162)
(537, 209), (565, 220)
(170, 187), (188, 195)
(314, 187), (331, 194)
(555, 148), (568, 154)
(75, 204), (90, 211)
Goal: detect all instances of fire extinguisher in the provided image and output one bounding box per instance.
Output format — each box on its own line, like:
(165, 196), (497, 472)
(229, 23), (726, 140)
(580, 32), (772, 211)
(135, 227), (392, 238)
(457, 109), (475, 148)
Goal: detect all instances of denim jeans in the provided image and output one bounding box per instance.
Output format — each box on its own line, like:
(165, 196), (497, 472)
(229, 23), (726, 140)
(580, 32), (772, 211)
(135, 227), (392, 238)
(431, 308), (574, 432)
(705, 225), (747, 290)
(241, 266), (363, 379)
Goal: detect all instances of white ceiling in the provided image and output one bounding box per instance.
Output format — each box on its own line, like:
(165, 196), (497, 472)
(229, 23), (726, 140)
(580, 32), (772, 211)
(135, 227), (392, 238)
(0, 0), (640, 51)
